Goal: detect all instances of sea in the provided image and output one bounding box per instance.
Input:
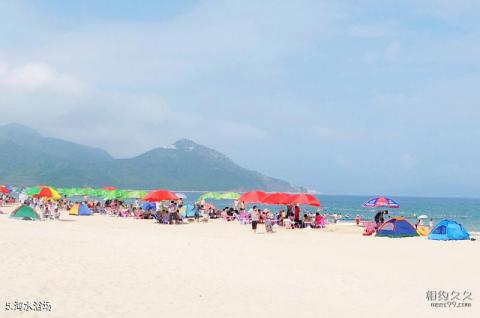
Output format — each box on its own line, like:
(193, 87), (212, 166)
(180, 194), (480, 233)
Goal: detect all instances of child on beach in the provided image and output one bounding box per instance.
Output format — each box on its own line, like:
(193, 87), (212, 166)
(265, 212), (274, 233)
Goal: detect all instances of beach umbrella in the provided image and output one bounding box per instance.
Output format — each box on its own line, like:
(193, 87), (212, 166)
(81, 188), (98, 197)
(222, 192), (241, 200)
(198, 192), (224, 201)
(0, 185), (10, 194)
(144, 190), (179, 202)
(288, 193), (321, 207)
(175, 193), (187, 199)
(103, 186), (118, 191)
(103, 190), (126, 200)
(32, 187), (61, 200)
(124, 190), (148, 199)
(238, 191), (268, 203)
(363, 196), (399, 208)
(25, 186), (41, 196)
(198, 192), (241, 201)
(261, 193), (294, 205)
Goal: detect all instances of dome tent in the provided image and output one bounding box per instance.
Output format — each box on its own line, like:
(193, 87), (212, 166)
(69, 203), (93, 216)
(376, 217), (419, 238)
(428, 220), (470, 241)
(10, 205), (40, 220)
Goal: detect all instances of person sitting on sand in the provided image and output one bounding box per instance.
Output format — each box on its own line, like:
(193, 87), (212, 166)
(283, 214), (294, 229)
(303, 213), (313, 228)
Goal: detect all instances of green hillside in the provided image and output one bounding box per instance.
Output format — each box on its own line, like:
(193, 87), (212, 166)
(0, 124), (299, 191)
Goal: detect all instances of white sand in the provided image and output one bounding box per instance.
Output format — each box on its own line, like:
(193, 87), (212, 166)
(0, 204), (479, 318)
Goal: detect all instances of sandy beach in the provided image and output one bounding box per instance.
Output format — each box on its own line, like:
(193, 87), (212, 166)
(1, 204), (478, 318)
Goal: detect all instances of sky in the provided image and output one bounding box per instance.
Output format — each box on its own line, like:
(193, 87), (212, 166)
(1, 0), (479, 197)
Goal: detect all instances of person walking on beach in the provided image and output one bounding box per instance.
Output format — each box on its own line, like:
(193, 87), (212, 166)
(250, 206), (259, 233)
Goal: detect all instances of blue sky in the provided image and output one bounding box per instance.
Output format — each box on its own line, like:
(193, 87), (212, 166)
(1, 0), (479, 196)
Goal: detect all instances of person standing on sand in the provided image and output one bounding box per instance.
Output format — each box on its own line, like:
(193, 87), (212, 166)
(168, 201), (177, 224)
(251, 207), (259, 233)
(294, 204), (301, 227)
(265, 211), (274, 233)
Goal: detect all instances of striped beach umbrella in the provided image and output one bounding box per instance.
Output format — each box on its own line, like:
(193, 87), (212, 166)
(363, 196), (399, 208)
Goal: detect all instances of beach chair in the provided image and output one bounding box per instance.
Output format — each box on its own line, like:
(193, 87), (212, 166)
(222, 212), (235, 222)
(362, 221), (376, 236)
(238, 211), (250, 224)
(283, 218), (294, 229)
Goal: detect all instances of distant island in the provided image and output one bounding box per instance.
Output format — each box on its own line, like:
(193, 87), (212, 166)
(0, 123), (301, 192)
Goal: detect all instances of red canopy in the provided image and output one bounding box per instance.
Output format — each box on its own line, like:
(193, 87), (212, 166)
(103, 186), (117, 191)
(144, 190), (179, 202)
(288, 193), (321, 207)
(261, 193), (294, 205)
(238, 191), (268, 203)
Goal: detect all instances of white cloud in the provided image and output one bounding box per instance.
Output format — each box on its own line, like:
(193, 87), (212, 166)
(0, 62), (86, 93)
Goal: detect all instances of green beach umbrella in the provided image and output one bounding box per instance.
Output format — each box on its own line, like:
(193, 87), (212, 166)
(25, 187), (41, 196)
(222, 192), (241, 200)
(198, 192), (223, 201)
(198, 192), (241, 201)
(124, 190), (148, 199)
(103, 189), (126, 200)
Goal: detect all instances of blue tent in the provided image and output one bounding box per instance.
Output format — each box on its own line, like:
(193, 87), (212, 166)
(180, 205), (196, 218)
(70, 203), (93, 216)
(428, 220), (470, 241)
(142, 202), (157, 211)
(376, 217), (419, 238)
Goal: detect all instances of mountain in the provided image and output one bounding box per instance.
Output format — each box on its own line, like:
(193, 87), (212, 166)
(0, 123), (300, 191)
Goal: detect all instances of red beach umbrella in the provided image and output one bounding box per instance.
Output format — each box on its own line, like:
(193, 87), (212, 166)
(144, 190), (179, 202)
(0, 185), (10, 194)
(288, 193), (321, 207)
(32, 187), (61, 200)
(103, 186), (117, 191)
(261, 193), (294, 205)
(238, 190), (268, 203)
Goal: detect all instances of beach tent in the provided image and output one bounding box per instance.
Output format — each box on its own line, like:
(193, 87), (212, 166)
(428, 220), (470, 241)
(180, 205), (196, 218)
(376, 217), (419, 238)
(142, 202), (157, 211)
(69, 203), (93, 216)
(10, 205), (40, 220)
